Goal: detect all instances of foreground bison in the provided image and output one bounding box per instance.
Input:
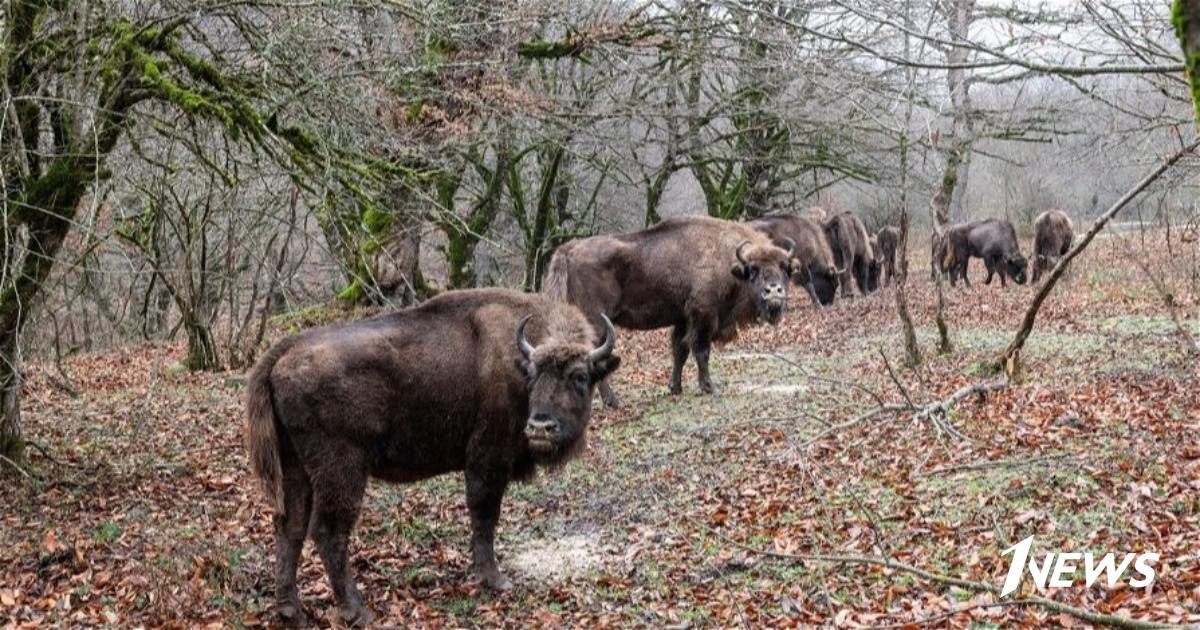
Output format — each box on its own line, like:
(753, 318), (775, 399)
(749, 214), (841, 305)
(1032, 209), (1073, 282)
(823, 212), (878, 297)
(545, 216), (795, 404)
(245, 289), (620, 626)
(944, 219), (1028, 287)
(875, 225), (900, 286)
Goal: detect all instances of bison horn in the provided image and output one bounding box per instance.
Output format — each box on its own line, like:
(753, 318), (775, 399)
(780, 237), (796, 259)
(516, 315), (536, 360)
(588, 314), (616, 363)
(735, 240), (751, 266)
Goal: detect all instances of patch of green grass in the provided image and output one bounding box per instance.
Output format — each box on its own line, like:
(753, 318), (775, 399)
(94, 521), (122, 543)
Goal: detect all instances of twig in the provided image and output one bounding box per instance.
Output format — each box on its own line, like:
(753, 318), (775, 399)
(799, 404), (907, 448)
(917, 453), (1074, 478)
(0, 453), (31, 479)
(25, 439), (61, 465)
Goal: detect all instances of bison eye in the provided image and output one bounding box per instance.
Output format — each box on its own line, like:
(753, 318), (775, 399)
(747, 265), (759, 280)
(572, 372), (589, 388)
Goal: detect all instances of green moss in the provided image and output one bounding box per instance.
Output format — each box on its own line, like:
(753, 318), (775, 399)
(337, 278), (365, 303)
(1173, 0), (1200, 124)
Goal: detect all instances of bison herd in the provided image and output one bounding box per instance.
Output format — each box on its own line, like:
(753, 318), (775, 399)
(245, 207), (1075, 626)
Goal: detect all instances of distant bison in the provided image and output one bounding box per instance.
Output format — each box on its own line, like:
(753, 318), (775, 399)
(1032, 209), (1073, 282)
(944, 219), (1028, 287)
(245, 289), (619, 626)
(802, 206), (828, 222)
(545, 216), (795, 403)
(749, 214), (841, 305)
(823, 212), (878, 296)
(875, 225), (900, 286)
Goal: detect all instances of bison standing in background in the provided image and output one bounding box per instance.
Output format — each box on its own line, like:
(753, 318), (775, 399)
(875, 225), (900, 286)
(245, 289), (619, 626)
(944, 219), (1028, 287)
(823, 212), (878, 297)
(1032, 209), (1074, 282)
(545, 216), (796, 404)
(749, 214), (841, 306)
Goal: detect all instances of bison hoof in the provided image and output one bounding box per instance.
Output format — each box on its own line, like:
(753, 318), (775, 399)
(481, 571), (514, 592)
(699, 382), (714, 394)
(277, 602), (309, 627)
(601, 394), (622, 409)
(336, 603), (375, 628)
(668, 383), (682, 395)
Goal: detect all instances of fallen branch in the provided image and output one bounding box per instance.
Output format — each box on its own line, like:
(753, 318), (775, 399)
(998, 139), (1200, 375)
(0, 453), (31, 479)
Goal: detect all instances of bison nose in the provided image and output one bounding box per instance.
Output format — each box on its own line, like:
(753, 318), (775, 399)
(762, 283), (786, 300)
(525, 414), (559, 437)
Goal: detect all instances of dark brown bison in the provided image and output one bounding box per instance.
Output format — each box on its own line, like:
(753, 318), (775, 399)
(822, 212), (878, 296)
(749, 214), (841, 306)
(245, 289), (619, 626)
(544, 216), (795, 405)
(943, 219), (1028, 287)
(875, 225), (900, 286)
(1032, 209), (1073, 282)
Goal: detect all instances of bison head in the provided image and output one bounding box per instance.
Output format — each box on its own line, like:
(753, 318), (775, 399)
(805, 264), (839, 305)
(731, 239), (794, 324)
(1006, 253), (1028, 285)
(516, 314), (620, 464)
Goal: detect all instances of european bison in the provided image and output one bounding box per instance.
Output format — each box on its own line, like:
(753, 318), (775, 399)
(875, 225), (900, 286)
(823, 212), (878, 297)
(802, 206), (828, 222)
(245, 289), (620, 626)
(1032, 209), (1073, 282)
(943, 219), (1028, 287)
(749, 214), (841, 306)
(544, 216), (795, 404)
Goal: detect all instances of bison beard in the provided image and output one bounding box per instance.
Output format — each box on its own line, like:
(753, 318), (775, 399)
(244, 289), (619, 627)
(544, 216), (795, 404)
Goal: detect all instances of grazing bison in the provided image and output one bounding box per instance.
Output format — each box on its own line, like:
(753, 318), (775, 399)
(944, 219), (1028, 287)
(749, 214), (841, 306)
(822, 212), (878, 297)
(1032, 209), (1073, 282)
(245, 289), (620, 626)
(875, 225), (900, 286)
(545, 216), (795, 404)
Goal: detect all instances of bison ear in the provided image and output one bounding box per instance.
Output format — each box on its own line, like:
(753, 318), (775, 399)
(590, 355), (621, 382)
(730, 263), (748, 280)
(513, 358), (533, 380)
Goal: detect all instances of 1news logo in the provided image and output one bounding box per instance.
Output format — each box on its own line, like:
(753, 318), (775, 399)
(1000, 536), (1159, 597)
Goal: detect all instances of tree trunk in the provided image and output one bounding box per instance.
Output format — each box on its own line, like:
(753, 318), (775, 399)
(184, 318), (222, 372)
(0, 340), (24, 462)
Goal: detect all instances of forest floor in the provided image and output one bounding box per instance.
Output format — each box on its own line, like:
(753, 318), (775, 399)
(3, 231), (1200, 629)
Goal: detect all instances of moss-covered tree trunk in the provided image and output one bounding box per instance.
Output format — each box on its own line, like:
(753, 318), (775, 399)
(441, 148), (506, 288)
(1175, 1), (1200, 125)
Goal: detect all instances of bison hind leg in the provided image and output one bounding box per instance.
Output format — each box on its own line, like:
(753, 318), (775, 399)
(274, 456), (314, 626)
(307, 450), (373, 627)
(597, 379), (622, 409)
(668, 323), (690, 395)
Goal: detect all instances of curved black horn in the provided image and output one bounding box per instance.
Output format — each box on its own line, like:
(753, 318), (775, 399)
(780, 237), (796, 258)
(516, 315), (535, 360)
(735, 240), (751, 266)
(587, 314), (616, 362)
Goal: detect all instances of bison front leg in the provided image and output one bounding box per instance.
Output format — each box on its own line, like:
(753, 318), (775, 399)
(466, 468), (513, 591)
(668, 323), (690, 395)
(983, 257), (997, 285)
(691, 323), (715, 395)
(597, 379), (621, 409)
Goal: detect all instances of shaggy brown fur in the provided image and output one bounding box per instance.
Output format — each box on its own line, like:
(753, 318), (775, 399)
(1032, 209), (1073, 282)
(544, 216), (795, 403)
(802, 206), (828, 222)
(943, 219), (1028, 288)
(245, 289), (619, 627)
(822, 212), (879, 297)
(749, 214), (840, 305)
(875, 225), (900, 287)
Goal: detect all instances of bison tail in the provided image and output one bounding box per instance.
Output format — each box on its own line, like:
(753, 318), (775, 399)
(942, 242), (956, 270)
(244, 342), (289, 515)
(543, 244), (573, 302)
